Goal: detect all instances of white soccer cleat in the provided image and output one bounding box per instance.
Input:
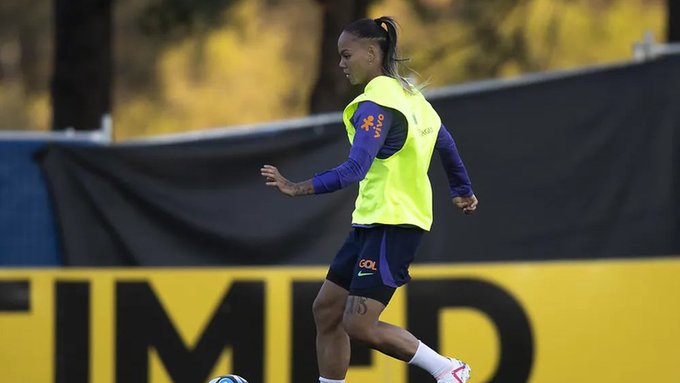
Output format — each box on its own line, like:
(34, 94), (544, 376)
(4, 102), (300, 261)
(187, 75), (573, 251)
(435, 357), (471, 383)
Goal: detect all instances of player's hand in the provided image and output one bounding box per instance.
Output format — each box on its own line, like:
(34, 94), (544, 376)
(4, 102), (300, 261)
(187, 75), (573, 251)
(260, 165), (296, 196)
(453, 194), (478, 215)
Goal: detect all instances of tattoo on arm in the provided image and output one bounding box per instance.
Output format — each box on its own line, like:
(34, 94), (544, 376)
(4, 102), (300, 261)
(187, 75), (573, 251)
(291, 179), (315, 196)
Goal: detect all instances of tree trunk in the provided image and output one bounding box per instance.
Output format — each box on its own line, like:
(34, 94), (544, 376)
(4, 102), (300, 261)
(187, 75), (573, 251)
(669, 0), (680, 42)
(309, 0), (372, 114)
(51, 0), (112, 131)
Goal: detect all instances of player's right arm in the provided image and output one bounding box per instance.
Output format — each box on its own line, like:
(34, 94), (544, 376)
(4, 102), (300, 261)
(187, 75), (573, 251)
(312, 101), (392, 193)
(261, 101), (391, 197)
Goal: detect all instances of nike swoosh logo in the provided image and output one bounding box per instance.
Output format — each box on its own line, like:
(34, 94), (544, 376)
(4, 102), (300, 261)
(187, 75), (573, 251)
(357, 271), (374, 277)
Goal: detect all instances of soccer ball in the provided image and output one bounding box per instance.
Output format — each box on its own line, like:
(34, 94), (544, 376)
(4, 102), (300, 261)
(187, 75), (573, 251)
(208, 375), (249, 383)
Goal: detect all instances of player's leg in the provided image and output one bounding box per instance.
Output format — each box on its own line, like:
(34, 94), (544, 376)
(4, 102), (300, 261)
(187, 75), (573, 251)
(312, 280), (350, 380)
(342, 294), (417, 360)
(313, 229), (362, 382)
(340, 225), (420, 360)
(341, 225), (471, 382)
(342, 295), (470, 383)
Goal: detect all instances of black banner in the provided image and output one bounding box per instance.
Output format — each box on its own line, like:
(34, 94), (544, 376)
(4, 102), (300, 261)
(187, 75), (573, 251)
(38, 54), (680, 266)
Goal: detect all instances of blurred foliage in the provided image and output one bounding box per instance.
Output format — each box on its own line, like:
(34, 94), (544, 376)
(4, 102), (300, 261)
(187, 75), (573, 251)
(381, 0), (668, 84)
(114, 0), (320, 137)
(0, 0), (52, 130)
(0, 0), (668, 139)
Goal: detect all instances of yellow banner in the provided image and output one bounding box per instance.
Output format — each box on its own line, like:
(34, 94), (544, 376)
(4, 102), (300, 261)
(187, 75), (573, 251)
(0, 258), (679, 383)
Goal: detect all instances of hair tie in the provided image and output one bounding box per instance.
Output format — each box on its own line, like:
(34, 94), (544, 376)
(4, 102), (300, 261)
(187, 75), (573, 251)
(374, 19), (388, 33)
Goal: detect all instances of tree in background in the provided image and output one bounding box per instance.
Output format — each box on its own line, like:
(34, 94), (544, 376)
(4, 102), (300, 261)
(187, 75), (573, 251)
(308, 0), (533, 113)
(51, 0), (112, 131)
(0, 0), (51, 130)
(51, 0), (244, 132)
(308, 0), (373, 114)
(669, 0), (679, 41)
(406, 0), (535, 81)
(0, 0), (670, 136)
(44, 0), (580, 132)
(136, 0), (386, 115)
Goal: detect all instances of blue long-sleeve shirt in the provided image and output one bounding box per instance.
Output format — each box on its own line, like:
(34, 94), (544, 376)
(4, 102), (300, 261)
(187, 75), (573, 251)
(312, 101), (473, 198)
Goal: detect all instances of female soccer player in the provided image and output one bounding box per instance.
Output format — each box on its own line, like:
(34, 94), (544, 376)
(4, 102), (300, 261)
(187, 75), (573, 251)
(260, 16), (477, 383)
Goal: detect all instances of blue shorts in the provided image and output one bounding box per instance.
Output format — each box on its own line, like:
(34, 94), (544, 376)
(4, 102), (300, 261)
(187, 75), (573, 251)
(326, 225), (424, 305)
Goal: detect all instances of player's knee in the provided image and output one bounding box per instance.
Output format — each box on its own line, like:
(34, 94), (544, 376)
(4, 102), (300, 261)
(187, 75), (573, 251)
(312, 295), (341, 331)
(312, 296), (329, 325)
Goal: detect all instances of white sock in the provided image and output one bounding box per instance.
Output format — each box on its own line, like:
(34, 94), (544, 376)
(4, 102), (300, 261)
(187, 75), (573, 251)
(407, 340), (453, 378)
(319, 377), (345, 383)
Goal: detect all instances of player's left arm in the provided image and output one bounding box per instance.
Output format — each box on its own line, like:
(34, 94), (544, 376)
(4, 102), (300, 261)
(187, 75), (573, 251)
(435, 124), (478, 215)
